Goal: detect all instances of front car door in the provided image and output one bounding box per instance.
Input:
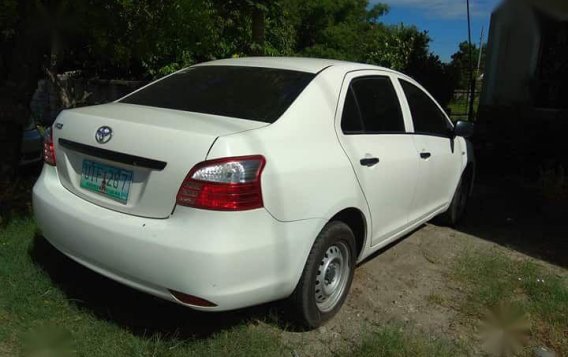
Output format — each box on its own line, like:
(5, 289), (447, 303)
(336, 71), (419, 247)
(396, 78), (463, 222)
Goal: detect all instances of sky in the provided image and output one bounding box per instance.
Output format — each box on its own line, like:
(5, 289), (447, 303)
(375, 0), (502, 62)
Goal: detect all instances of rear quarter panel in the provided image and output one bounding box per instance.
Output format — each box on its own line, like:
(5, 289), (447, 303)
(206, 67), (370, 225)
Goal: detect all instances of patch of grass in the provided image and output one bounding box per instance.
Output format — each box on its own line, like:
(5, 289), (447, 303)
(351, 327), (465, 357)
(0, 177), (36, 225)
(452, 250), (568, 355)
(447, 100), (469, 117)
(0, 218), (287, 356)
(426, 293), (446, 306)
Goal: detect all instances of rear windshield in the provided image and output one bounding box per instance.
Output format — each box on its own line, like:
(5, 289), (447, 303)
(120, 66), (315, 123)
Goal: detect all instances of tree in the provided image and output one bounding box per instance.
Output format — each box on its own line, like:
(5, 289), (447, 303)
(0, 0), (459, 183)
(284, 0), (369, 58)
(0, 1), (50, 182)
(449, 41), (486, 89)
(401, 29), (456, 107)
(210, 0), (295, 60)
(363, 24), (429, 70)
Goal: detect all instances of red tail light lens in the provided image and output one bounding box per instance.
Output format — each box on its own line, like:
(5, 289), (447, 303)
(169, 290), (217, 307)
(43, 127), (56, 166)
(176, 155), (266, 211)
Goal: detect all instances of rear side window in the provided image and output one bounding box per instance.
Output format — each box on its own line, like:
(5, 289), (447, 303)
(121, 66), (315, 123)
(399, 79), (451, 136)
(341, 88), (364, 132)
(341, 76), (405, 134)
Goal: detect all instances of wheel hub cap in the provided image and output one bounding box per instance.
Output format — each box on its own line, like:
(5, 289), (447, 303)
(314, 242), (350, 312)
(325, 264), (337, 284)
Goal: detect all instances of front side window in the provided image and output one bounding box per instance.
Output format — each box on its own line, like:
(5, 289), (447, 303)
(399, 79), (452, 136)
(341, 76), (405, 134)
(121, 66), (315, 123)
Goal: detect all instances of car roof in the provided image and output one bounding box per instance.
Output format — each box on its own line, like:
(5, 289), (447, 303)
(193, 56), (401, 75)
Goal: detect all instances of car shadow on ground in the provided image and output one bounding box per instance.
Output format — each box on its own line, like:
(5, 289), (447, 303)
(29, 235), (286, 339)
(356, 225), (423, 268)
(450, 177), (567, 268)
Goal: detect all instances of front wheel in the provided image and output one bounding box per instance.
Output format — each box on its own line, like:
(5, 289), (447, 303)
(436, 173), (471, 226)
(287, 221), (356, 329)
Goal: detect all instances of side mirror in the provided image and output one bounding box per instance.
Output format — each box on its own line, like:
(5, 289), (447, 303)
(454, 120), (474, 138)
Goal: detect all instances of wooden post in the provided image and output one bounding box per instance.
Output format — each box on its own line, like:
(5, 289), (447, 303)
(467, 0), (476, 121)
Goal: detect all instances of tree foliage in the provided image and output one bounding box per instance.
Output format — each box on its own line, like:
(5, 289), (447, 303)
(1, 0), (459, 100)
(8, 2), (443, 81)
(449, 41), (487, 89)
(0, 0), (464, 181)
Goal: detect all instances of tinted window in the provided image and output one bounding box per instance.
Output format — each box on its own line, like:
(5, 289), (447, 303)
(341, 76), (405, 134)
(121, 66), (315, 123)
(399, 79), (451, 136)
(341, 88), (364, 132)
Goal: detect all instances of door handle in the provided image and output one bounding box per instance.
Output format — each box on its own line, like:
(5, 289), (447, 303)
(360, 157), (380, 167)
(420, 152), (431, 159)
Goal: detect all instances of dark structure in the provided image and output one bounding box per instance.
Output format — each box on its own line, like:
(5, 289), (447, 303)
(479, 0), (568, 175)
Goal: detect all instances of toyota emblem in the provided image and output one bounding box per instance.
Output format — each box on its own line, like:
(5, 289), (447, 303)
(95, 126), (112, 144)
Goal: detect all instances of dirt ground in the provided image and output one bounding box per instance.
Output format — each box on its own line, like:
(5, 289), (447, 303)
(271, 182), (568, 355)
(273, 223), (487, 355)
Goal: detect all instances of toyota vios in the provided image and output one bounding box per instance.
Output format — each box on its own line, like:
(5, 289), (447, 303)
(33, 57), (474, 328)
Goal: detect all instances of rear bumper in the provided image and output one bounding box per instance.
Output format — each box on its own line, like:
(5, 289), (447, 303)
(33, 165), (325, 311)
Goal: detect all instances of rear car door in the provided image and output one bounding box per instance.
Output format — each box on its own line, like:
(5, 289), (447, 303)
(336, 72), (419, 246)
(397, 78), (462, 221)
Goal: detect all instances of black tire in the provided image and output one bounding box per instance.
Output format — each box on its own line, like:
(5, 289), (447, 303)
(436, 173), (471, 226)
(287, 221), (356, 329)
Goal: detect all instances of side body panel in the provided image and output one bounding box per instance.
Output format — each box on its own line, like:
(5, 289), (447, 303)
(332, 70), (419, 247)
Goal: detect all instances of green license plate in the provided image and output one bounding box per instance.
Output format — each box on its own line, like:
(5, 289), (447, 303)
(80, 160), (133, 204)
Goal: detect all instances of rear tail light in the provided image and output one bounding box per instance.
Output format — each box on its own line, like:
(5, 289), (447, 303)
(176, 155), (266, 211)
(43, 126), (56, 166)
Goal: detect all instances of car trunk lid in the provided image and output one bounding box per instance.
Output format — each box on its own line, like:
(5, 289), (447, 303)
(53, 103), (268, 218)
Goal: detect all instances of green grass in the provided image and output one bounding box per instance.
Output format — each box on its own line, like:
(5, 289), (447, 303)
(447, 100), (469, 117)
(447, 97), (480, 121)
(0, 217), (287, 356)
(352, 327), (464, 357)
(0, 217), (465, 356)
(452, 250), (568, 355)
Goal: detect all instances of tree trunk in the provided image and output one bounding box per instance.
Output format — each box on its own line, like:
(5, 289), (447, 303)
(251, 5), (265, 56)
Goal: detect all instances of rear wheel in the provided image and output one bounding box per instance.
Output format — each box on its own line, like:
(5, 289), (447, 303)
(288, 221), (356, 329)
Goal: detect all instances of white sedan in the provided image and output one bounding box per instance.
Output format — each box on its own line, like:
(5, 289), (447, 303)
(33, 57), (474, 328)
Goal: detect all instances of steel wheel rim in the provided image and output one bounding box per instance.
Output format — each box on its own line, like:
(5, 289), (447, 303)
(314, 241), (350, 312)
